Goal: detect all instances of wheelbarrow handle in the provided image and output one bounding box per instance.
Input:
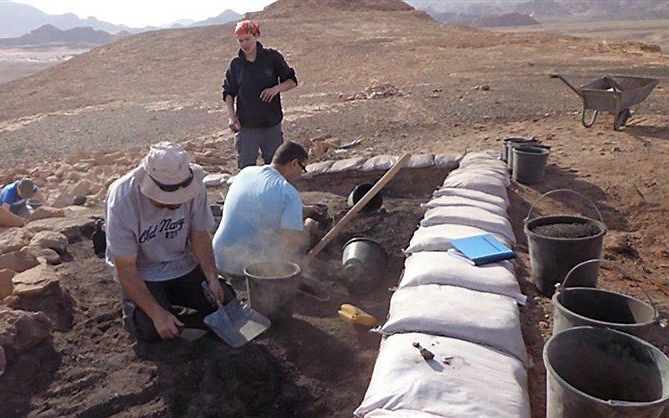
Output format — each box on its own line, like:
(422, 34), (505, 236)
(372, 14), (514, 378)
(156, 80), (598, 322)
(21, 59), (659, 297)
(549, 73), (583, 98)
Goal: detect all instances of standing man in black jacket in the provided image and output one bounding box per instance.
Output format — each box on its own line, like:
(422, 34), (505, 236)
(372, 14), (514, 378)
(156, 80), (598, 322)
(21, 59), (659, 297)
(223, 20), (298, 169)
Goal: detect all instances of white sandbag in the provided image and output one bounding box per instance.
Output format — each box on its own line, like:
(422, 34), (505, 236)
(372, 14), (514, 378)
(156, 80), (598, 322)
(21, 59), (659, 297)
(354, 333), (530, 418)
(432, 187), (508, 210)
(448, 167), (510, 186)
(433, 153), (461, 170)
(226, 175), (236, 185)
(380, 285), (528, 364)
(399, 251), (524, 303)
(405, 224), (510, 254)
(406, 154), (435, 169)
(420, 206), (516, 244)
(456, 161), (509, 176)
(460, 150), (502, 166)
(361, 155), (399, 171)
(329, 157), (366, 172)
(421, 195), (507, 217)
(305, 160), (334, 177)
(441, 172), (509, 205)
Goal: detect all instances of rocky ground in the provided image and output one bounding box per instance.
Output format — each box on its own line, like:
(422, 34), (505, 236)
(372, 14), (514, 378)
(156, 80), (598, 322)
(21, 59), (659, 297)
(1, 0), (669, 417)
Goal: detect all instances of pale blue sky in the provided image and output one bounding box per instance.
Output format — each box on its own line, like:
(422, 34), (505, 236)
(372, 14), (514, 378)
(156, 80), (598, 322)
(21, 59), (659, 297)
(12, 0), (276, 27)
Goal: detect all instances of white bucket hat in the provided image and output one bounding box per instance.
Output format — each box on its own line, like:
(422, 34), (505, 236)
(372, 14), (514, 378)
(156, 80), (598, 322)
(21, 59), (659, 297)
(135, 142), (206, 204)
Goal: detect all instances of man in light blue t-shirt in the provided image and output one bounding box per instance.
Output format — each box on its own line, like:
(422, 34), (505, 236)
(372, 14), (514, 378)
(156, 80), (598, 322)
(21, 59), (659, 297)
(213, 141), (321, 276)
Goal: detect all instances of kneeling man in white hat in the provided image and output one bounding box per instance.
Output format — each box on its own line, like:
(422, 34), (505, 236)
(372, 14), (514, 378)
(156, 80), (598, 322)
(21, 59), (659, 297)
(105, 142), (235, 341)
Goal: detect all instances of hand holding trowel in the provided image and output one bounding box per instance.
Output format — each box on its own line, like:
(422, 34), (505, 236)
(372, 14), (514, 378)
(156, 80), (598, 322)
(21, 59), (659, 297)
(201, 281), (271, 348)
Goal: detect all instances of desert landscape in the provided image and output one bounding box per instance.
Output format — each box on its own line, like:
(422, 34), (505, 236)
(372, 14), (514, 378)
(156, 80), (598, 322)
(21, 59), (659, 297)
(0, 0), (668, 417)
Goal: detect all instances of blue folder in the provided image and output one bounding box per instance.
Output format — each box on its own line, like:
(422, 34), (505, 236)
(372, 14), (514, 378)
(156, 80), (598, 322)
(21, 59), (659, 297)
(450, 234), (515, 266)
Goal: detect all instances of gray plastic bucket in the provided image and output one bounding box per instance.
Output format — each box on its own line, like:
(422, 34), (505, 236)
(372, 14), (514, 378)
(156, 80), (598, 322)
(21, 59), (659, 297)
(553, 259), (660, 339)
(503, 137), (540, 167)
(544, 326), (669, 418)
(524, 190), (607, 296)
(342, 237), (387, 294)
(244, 261), (301, 323)
(512, 145), (550, 184)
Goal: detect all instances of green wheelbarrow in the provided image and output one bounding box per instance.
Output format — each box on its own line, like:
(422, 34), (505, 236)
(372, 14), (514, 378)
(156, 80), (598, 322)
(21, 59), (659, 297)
(550, 73), (659, 130)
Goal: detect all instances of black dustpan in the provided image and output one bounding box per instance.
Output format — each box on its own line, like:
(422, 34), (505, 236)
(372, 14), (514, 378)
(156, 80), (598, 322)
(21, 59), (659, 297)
(201, 282), (271, 348)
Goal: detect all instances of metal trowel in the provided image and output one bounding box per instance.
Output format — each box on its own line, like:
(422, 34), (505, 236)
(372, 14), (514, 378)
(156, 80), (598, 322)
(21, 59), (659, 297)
(201, 282), (271, 348)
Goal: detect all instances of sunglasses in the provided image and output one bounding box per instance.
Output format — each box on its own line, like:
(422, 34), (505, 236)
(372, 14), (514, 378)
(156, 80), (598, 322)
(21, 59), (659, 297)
(150, 168), (194, 192)
(297, 161), (307, 173)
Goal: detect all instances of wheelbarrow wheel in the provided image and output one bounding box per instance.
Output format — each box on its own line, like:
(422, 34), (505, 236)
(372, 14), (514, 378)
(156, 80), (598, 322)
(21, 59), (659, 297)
(614, 109), (631, 131)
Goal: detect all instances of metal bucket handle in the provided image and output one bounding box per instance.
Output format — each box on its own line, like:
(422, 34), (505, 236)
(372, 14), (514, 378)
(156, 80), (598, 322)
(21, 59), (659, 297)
(558, 258), (665, 326)
(524, 188), (604, 224)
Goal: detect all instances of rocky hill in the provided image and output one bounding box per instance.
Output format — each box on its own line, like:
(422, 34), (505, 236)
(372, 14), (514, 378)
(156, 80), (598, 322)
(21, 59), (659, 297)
(0, 24), (126, 48)
(463, 13), (540, 28)
(189, 9), (242, 28)
(408, 0), (669, 19)
(0, 1), (133, 37)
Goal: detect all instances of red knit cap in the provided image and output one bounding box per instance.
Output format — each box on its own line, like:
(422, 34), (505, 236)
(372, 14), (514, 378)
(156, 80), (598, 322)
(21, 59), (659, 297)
(234, 20), (260, 37)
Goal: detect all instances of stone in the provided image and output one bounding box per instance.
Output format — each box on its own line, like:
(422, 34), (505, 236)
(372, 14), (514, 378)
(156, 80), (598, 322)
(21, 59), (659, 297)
(12, 264), (61, 298)
(27, 211), (98, 242)
(0, 228), (34, 255)
(66, 172), (81, 182)
(0, 269), (15, 299)
(0, 248), (39, 273)
(28, 206), (65, 222)
(203, 173), (231, 188)
(72, 163), (91, 172)
(0, 307), (53, 351)
(26, 247), (61, 265)
(68, 179), (92, 196)
(50, 193), (77, 208)
(73, 196), (87, 206)
(196, 155), (227, 166)
(29, 231), (68, 254)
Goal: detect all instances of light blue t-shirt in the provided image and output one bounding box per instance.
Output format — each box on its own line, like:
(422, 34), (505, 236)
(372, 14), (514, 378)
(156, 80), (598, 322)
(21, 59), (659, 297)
(213, 165), (303, 275)
(0, 181), (37, 207)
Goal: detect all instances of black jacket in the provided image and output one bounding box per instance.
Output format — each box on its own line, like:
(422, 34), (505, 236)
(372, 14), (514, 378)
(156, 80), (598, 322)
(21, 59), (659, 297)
(222, 42), (298, 129)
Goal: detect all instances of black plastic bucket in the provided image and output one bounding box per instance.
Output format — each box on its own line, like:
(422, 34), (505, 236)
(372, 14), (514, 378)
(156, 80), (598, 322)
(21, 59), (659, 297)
(244, 261), (301, 323)
(524, 190), (607, 296)
(544, 326), (669, 418)
(341, 237), (387, 294)
(503, 137), (540, 167)
(552, 259), (659, 338)
(512, 145), (550, 184)
(348, 182), (383, 213)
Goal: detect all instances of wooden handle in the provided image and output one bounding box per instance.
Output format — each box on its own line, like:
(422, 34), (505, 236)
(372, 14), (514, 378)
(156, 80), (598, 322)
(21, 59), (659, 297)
(307, 153), (411, 257)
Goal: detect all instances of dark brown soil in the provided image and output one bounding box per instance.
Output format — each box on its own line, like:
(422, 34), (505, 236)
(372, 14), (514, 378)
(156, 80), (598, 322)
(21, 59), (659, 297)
(0, 190), (427, 418)
(531, 222), (602, 239)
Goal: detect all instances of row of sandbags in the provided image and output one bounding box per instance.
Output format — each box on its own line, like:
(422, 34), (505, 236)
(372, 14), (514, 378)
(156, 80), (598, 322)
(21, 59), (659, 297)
(355, 151), (530, 418)
(203, 153), (463, 187)
(304, 153), (462, 177)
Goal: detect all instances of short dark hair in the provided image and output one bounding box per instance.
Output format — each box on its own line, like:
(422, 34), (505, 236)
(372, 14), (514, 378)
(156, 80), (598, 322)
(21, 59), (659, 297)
(272, 141), (308, 165)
